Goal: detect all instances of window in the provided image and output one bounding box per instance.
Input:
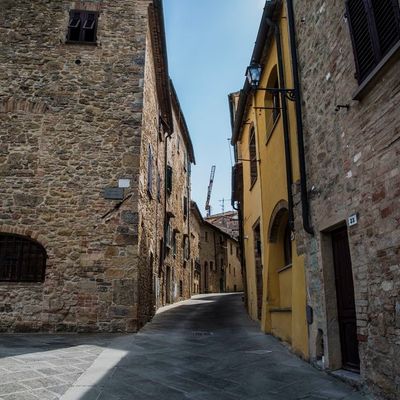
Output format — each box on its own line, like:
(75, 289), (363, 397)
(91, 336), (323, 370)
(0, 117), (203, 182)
(183, 196), (188, 219)
(166, 165), (173, 195)
(67, 10), (98, 44)
(220, 259), (224, 271)
(147, 145), (153, 197)
(0, 234), (47, 282)
(179, 280), (183, 297)
(183, 235), (189, 261)
(346, 0), (400, 83)
(249, 128), (258, 186)
(284, 223), (292, 267)
(205, 231), (208, 242)
(165, 220), (172, 249)
(230, 243), (233, 255)
(210, 261), (214, 271)
(172, 231), (177, 256)
(157, 172), (161, 202)
(271, 77), (280, 123)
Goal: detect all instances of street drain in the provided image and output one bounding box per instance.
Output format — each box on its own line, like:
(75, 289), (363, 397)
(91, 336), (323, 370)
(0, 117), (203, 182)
(192, 331), (213, 337)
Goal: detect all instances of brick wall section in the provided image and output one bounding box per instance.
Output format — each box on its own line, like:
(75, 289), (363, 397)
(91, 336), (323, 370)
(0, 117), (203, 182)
(0, 0), (156, 332)
(293, 1), (400, 398)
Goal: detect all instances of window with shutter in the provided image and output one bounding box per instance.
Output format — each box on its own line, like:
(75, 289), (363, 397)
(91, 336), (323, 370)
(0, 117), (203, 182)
(166, 165), (173, 195)
(147, 145), (153, 197)
(67, 10), (98, 44)
(346, 0), (400, 83)
(249, 128), (258, 187)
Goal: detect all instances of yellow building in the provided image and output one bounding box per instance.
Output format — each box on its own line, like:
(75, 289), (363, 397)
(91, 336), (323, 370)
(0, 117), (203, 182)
(230, 1), (308, 358)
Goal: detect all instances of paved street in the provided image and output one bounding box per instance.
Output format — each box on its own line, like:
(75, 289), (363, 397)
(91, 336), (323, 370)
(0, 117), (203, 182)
(0, 294), (371, 400)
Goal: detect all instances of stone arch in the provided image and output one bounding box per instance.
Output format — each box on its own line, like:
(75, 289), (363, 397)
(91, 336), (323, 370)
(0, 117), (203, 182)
(268, 200), (289, 243)
(0, 224), (49, 249)
(0, 97), (48, 114)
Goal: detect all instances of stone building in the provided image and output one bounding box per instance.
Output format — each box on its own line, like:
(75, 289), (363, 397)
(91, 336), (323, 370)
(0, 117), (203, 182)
(191, 202), (242, 294)
(158, 82), (195, 306)
(230, 1), (399, 397)
(291, 1), (400, 398)
(190, 201), (202, 295)
(205, 211), (239, 239)
(0, 0), (195, 333)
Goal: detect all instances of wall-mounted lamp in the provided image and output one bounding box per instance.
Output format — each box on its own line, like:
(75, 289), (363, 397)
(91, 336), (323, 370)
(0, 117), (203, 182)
(246, 62), (262, 89)
(245, 61), (296, 101)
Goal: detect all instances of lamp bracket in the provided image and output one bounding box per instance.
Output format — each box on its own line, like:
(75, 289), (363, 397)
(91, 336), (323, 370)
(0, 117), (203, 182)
(254, 88), (297, 102)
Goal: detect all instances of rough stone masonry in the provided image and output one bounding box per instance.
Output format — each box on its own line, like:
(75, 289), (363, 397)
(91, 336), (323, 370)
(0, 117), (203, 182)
(0, 0), (170, 333)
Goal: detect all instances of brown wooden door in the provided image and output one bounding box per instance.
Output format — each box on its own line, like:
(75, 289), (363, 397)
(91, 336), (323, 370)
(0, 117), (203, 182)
(332, 226), (360, 371)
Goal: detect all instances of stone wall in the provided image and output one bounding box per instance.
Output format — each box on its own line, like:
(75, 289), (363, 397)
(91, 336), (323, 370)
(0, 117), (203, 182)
(293, 1), (400, 398)
(0, 0), (157, 332)
(162, 106), (192, 303)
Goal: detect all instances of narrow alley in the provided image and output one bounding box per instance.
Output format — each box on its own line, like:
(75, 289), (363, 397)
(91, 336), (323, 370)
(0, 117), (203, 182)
(0, 294), (369, 400)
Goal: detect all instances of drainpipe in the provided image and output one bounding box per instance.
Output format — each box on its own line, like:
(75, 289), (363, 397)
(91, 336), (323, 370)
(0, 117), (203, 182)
(265, 17), (295, 231)
(286, 0), (314, 235)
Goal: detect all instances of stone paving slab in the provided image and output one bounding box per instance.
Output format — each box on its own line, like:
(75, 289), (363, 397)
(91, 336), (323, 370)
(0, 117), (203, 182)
(0, 335), (116, 399)
(0, 295), (375, 400)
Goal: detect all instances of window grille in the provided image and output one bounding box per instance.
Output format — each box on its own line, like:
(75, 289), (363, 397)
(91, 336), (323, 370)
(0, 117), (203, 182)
(0, 234), (47, 282)
(249, 128), (258, 186)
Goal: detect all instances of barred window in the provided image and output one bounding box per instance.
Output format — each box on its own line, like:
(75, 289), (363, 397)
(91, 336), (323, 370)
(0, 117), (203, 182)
(0, 234), (47, 282)
(346, 0), (400, 83)
(67, 10), (98, 44)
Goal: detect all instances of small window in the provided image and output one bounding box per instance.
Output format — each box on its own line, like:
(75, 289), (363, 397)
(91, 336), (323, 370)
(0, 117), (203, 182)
(249, 128), (258, 187)
(179, 280), (183, 297)
(284, 223), (292, 267)
(183, 235), (189, 261)
(230, 243), (233, 255)
(165, 220), (172, 249)
(272, 78), (280, 123)
(172, 231), (177, 256)
(183, 196), (188, 219)
(166, 165), (173, 195)
(205, 231), (208, 242)
(0, 234), (47, 282)
(67, 10), (99, 44)
(147, 145), (153, 197)
(157, 172), (161, 203)
(346, 0), (400, 83)
(210, 261), (214, 271)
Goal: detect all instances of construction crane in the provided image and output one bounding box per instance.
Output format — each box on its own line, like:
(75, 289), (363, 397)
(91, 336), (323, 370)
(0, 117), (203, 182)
(205, 165), (216, 217)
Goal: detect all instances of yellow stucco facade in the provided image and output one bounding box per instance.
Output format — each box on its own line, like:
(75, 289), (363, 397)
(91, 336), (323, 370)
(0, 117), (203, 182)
(231, 3), (308, 359)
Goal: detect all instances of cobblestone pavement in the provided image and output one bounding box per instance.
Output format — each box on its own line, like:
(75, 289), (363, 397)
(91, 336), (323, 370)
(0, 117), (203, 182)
(0, 334), (115, 400)
(0, 295), (374, 400)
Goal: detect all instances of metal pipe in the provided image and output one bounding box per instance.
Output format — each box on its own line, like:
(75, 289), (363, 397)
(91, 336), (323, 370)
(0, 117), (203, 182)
(265, 17), (295, 231)
(286, 0), (314, 235)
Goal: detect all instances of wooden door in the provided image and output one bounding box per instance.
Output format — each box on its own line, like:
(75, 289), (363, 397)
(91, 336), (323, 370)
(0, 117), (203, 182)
(332, 226), (360, 371)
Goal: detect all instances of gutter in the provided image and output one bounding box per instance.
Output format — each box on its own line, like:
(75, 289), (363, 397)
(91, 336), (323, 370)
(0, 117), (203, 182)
(286, 0), (314, 235)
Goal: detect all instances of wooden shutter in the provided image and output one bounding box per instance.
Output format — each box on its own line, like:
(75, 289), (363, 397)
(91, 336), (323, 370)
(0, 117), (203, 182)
(147, 145), (153, 196)
(249, 129), (257, 185)
(346, 0), (377, 82)
(370, 0), (400, 56)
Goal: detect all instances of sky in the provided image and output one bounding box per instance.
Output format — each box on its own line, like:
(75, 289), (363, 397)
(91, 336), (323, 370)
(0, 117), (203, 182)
(163, 0), (265, 216)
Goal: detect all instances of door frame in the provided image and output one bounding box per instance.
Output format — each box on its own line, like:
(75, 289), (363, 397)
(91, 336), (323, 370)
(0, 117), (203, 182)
(320, 222), (359, 371)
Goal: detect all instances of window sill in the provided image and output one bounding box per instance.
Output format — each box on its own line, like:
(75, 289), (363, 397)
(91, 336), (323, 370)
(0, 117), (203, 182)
(0, 282), (44, 287)
(265, 114), (281, 145)
(353, 40), (400, 101)
(277, 263), (292, 274)
(65, 40), (98, 46)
